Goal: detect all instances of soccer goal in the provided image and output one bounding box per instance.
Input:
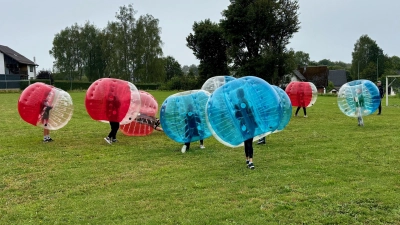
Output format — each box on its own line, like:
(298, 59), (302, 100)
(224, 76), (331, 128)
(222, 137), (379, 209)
(385, 75), (400, 106)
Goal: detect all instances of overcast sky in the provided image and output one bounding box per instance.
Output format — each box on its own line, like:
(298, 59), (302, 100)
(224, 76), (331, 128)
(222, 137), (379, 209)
(1, 0), (400, 70)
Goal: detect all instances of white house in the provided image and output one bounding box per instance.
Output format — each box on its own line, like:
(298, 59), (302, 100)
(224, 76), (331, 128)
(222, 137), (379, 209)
(0, 45), (38, 79)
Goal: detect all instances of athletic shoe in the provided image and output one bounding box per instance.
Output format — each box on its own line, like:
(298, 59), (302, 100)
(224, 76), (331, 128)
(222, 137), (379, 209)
(257, 138), (266, 145)
(181, 145), (187, 153)
(248, 162), (255, 170)
(104, 137), (112, 144)
(200, 145), (205, 149)
(246, 160), (249, 165)
(43, 138), (53, 143)
(304, 115), (308, 118)
(112, 139), (118, 143)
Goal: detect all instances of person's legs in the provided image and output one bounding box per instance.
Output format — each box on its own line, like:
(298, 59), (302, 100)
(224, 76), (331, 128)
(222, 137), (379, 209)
(378, 100), (382, 115)
(295, 107), (300, 116)
(43, 128), (52, 142)
(182, 142), (190, 153)
(200, 139), (205, 149)
(110, 122), (120, 140)
(244, 138), (254, 169)
(303, 107), (307, 117)
(105, 122), (119, 144)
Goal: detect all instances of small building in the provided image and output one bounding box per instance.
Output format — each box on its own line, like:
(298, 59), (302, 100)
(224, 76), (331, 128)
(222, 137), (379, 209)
(0, 45), (38, 80)
(328, 69), (347, 93)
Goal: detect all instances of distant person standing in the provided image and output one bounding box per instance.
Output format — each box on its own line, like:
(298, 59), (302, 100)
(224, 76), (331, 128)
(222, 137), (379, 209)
(377, 81), (384, 115)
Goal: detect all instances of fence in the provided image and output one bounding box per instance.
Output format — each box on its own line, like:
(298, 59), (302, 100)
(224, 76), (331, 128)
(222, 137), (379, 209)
(0, 74), (25, 90)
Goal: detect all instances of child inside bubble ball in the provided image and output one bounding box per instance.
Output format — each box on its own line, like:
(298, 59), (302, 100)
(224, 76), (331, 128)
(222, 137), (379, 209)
(354, 88), (365, 126)
(234, 88), (258, 169)
(181, 104), (205, 153)
(41, 92), (54, 143)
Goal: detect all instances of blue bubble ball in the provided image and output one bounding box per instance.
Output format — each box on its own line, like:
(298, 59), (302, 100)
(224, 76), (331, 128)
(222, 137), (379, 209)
(160, 90), (212, 143)
(337, 79), (380, 117)
(206, 76), (282, 147)
(271, 85), (292, 132)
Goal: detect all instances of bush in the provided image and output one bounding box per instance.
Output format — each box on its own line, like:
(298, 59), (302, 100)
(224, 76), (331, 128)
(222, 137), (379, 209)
(135, 83), (161, 90)
(159, 76), (199, 90)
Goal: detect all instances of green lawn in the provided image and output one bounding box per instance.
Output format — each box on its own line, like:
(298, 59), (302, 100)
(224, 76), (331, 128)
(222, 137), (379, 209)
(1, 91), (400, 224)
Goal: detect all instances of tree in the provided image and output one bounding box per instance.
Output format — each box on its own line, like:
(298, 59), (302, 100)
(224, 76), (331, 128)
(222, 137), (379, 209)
(49, 25), (79, 81)
(351, 35), (384, 81)
(220, 0), (300, 83)
(134, 14), (165, 82)
(384, 55), (400, 75)
(36, 70), (53, 84)
(294, 51), (310, 67)
(182, 65), (190, 75)
(186, 19), (229, 84)
(50, 4), (164, 83)
(326, 80), (335, 93)
(188, 64), (199, 76)
(164, 56), (183, 80)
(79, 22), (105, 81)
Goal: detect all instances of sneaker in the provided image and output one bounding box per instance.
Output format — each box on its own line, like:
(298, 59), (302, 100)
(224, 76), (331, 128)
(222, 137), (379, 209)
(248, 162), (255, 170)
(200, 145), (205, 149)
(181, 145), (187, 153)
(104, 137), (112, 144)
(304, 115), (308, 118)
(43, 138), (53, 143)
(294, 114), (298, 117)
(246, 160), (249, 165)
(112, 139), (118, 143)
(257, 138), (266, 145)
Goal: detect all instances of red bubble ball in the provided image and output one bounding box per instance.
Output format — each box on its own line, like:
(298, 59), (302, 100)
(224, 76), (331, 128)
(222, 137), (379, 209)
(85, 78), (141, 124)
(285, 81), (317, 107)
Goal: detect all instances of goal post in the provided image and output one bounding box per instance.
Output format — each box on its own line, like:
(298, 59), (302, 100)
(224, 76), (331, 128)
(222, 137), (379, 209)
(385, 75), (400, 106)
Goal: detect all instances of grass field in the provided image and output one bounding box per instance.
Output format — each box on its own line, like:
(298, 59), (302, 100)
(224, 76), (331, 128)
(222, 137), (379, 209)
(1, 91), (400, 224)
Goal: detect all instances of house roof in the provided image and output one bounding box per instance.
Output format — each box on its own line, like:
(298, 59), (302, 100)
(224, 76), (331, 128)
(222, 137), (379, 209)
(328, 70), (347, 87)
(292, 70), (306, 81)
(297, 65), (329, 88)
(0, 45), (37, 65)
